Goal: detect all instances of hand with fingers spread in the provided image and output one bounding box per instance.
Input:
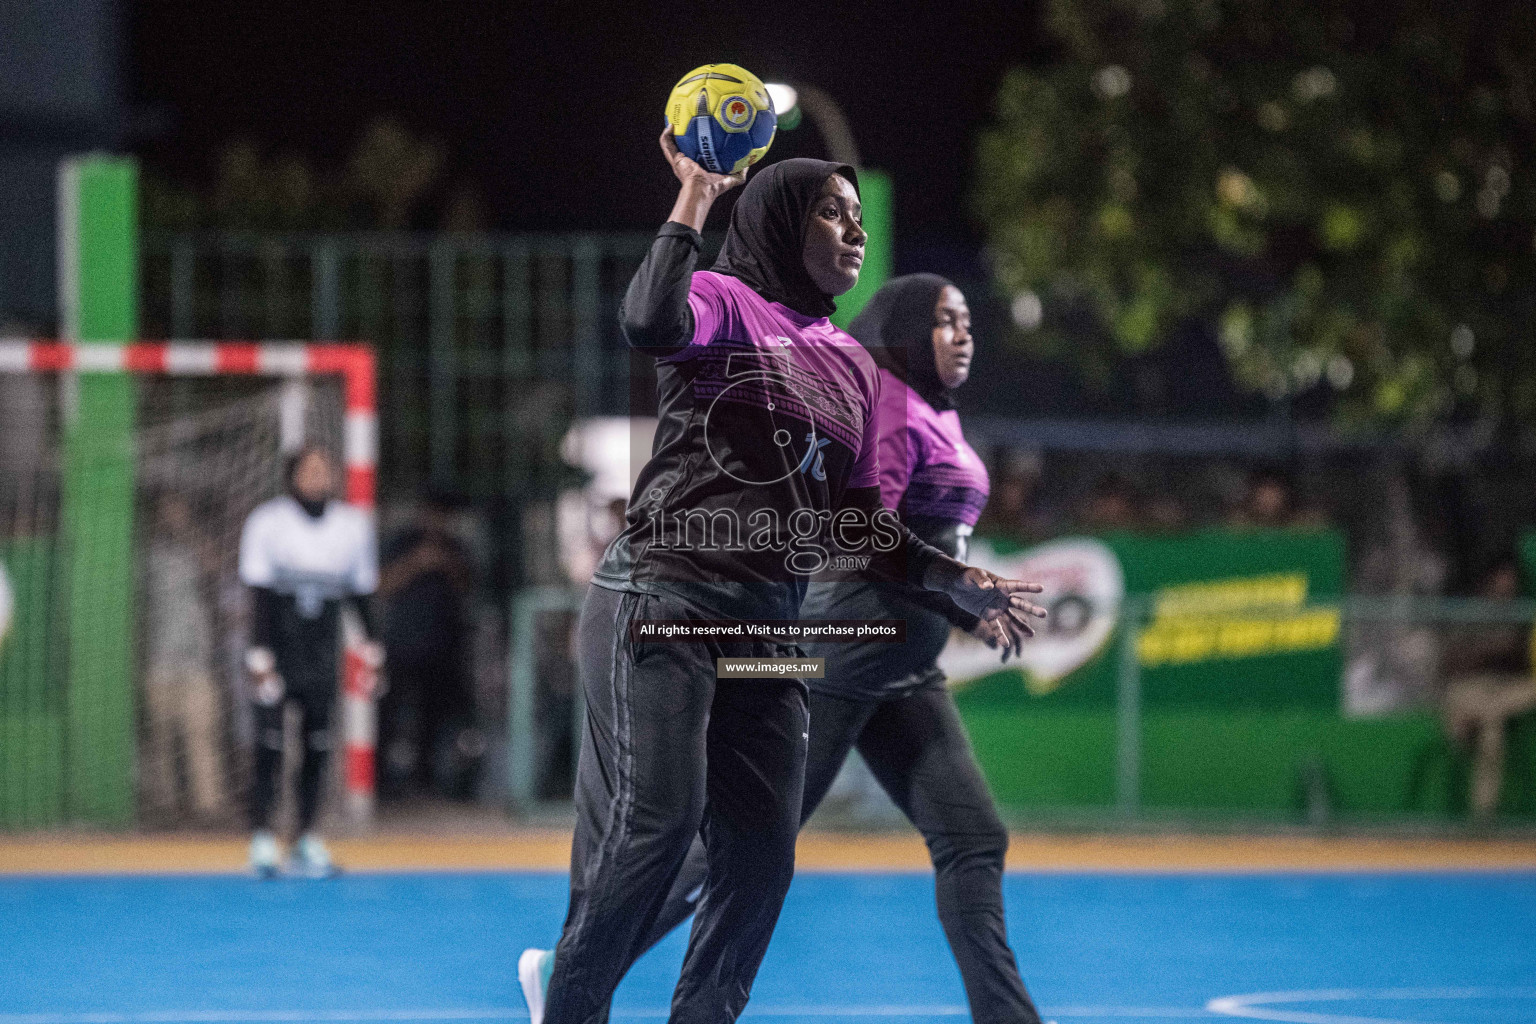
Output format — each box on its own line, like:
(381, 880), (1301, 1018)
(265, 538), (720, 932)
(661, 128), (748, 232)
(940, 567), (1047, 662)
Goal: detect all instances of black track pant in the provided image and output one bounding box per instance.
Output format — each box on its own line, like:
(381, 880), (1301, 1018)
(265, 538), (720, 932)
(638, 683), (1043, 1024)
(542, 585), (809, 1024)
(250, 684), (334, 833)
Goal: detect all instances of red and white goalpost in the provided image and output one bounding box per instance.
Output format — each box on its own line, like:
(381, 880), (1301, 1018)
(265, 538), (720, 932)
(0, 341), (377, 506)
(0, 338), (382, 822)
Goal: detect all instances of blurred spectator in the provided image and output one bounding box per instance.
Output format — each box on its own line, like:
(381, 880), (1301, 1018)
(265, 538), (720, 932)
(1080, 472), (1140, 533)
(377, 493), (478, 799)
(1143, 492), (1189, 534)
(1228, 468), (1293, 528)
(1343, 470), (1447, 716)
(557, 493), (628, 586)
(1440, 557), (1536, 821)
(141, 491), (228, 824)
(557, 416), (654, 584)
(975, 447), (1049, 541)
(0, 370), (50, 539)
(1229, 467), (1331, 530)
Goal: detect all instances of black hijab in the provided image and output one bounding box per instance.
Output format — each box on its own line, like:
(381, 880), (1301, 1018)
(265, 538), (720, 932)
(847, 273), (956, 411)
(712, 157), (859, 319)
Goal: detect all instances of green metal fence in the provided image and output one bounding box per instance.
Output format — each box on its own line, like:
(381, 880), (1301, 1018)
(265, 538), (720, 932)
(142, 232), (662, 506)
(506, 589), (1536, 827)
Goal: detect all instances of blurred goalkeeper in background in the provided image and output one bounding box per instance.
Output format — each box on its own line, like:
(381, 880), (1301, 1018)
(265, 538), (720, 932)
(238, 446), (381, 878)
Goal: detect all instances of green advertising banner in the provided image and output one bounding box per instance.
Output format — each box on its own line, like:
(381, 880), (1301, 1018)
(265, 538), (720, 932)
(945, 529), (1346, 710)
(946, 529), (1380, 816)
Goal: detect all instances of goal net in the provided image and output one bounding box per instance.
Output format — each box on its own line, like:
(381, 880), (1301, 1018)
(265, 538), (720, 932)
(0, 341), (376, 831)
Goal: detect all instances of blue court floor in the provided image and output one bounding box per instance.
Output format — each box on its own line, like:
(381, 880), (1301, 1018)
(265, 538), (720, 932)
(1, 870), (1533, 1023)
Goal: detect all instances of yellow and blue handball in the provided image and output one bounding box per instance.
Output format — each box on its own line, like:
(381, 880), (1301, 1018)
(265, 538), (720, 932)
(665, 63), (777, 175)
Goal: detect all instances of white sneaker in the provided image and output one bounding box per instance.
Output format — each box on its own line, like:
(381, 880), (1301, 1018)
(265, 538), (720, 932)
(288, 833), (338, 879)
(249, 830), (280, 879)
(518, 948), (554, 1024)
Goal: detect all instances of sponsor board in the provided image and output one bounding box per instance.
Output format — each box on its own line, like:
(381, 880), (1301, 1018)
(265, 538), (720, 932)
(940, 537), (1123, 695)
(947, 529), (1346, 709)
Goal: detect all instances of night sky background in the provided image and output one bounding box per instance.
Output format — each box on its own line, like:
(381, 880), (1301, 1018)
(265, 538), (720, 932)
(115, 1), (1265, 422)
(123, 1), (1239, 418)
(128, 1), (1049, 245)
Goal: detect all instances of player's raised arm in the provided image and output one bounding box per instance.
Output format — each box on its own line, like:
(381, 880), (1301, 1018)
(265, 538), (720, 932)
(617, 130), (749, 354)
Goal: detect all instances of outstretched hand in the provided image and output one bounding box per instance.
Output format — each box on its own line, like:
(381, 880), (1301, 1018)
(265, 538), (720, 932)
(948, 568), (1047, 661)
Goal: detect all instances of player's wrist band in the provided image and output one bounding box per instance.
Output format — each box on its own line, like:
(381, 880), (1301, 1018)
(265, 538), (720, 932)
(922, 554), (969, 595)
(658, 221), (704, 249)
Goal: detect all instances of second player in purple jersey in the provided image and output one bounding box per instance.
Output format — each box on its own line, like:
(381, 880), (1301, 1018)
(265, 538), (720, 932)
(801, 275), (1043, 1023)
(799, 274), (996, 701)
(880, 369), (991, 540)
(793, 357), (995, 698)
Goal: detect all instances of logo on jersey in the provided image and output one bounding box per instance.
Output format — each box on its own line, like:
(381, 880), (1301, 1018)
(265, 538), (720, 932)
(796, 433), (830, 481)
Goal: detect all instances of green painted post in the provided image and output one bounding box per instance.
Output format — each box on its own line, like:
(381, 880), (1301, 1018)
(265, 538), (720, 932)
(1115, 596), (1144, 820)
(831, 168), (893, 329)
(58, 156), (139, 824)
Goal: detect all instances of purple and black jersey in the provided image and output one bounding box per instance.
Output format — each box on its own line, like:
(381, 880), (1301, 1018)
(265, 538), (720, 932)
(877, 368), (990, 556)
(801, 371), (992, 700)
(594, 270), (884, 621)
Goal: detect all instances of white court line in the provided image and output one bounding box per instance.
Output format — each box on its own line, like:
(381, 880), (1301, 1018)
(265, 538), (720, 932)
(1206, 986), (1536, 1024)
(612, 1009), (974, 1019)
(1043, 1010), (1216, 1019)
(0, 1007), (1213, 1024)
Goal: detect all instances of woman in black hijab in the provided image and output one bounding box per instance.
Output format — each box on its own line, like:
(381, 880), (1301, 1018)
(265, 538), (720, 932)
(809, 276), (1044, 1024)
(862, 272), (960, 406)
(523, 131), (1045, 1024)
(568, 274), (1046, 1024)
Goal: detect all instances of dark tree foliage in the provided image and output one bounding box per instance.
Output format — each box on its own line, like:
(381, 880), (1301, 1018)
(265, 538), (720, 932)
(142, 117), (482, 233)
(976, 0), (1536, 423)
